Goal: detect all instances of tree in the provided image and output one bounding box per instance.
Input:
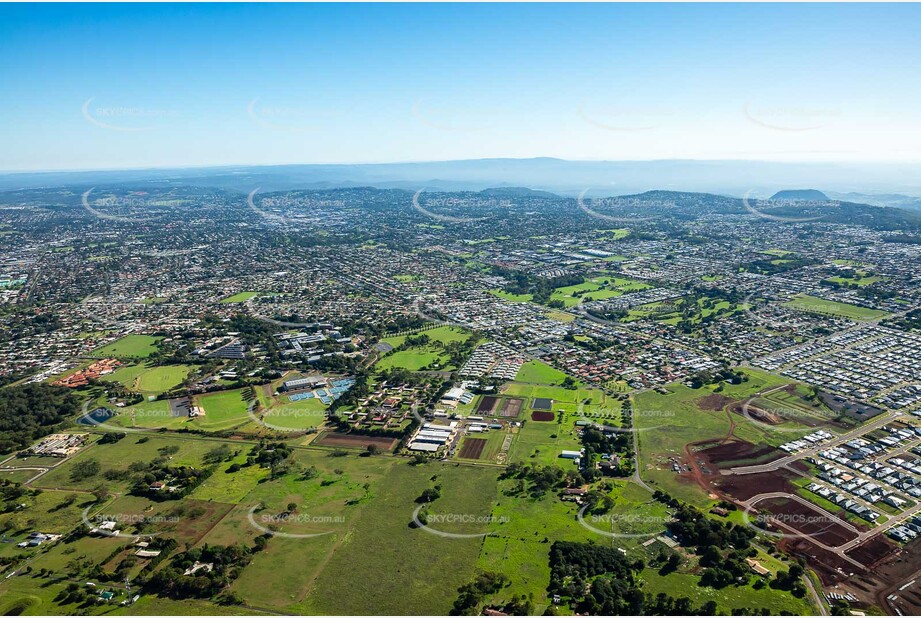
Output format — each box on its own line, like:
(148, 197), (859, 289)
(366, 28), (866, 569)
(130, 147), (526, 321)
(659, 552), (682, 575)
(0, 384), (80, 454)
(416, 487), (441, 503)
(91, 485), (109, 502)
(70, 459), (101, 482)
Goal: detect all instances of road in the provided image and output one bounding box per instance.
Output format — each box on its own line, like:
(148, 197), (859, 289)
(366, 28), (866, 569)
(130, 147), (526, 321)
(727, 409), (901, 476)
(744, 492), (865, 570)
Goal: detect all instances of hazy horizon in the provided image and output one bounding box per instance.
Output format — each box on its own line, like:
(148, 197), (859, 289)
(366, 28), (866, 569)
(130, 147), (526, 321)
(3, 3), (921, 171)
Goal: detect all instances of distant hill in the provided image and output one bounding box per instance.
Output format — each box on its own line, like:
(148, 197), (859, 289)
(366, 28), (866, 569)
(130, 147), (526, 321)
(3, 158), (921, 198)
(608, 190), (921, 231)
(769, 189), (830, 201)
(826, 192), (921, 213)
(478, 186), (560, 199)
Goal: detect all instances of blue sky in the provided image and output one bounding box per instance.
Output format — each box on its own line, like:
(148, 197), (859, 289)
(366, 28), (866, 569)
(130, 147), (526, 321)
(2, 3), (920, 171)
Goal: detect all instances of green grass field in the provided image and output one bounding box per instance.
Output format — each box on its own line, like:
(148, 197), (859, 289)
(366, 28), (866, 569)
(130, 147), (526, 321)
(544, 309), (576, 323)
(502, 382), (608, 414)
(489, 289), (534, 302)
(88, 334), (161, 358)
(510, 419), (582, 468)
(0, 488), (94, 541)
(637, 567), (813, 614)
(192, 453), (500, 615)
(594, 228), (631, 240)
(261, 396), (329, 430)
(99, 398), (188, 430)
(220, 291), (266, 303)
(101, 362), (192, 396)
(784, 294), (888, 320)
(191, 388), (256, 432)
(297, 462), (500, 615)
(514, 360), (568, 384)
(34, 435), (217, 493)
(634, 368), (810, 507)
(0, 468), (42, 484)
(375, 349), (444, 371)
(825, 273), (884, 287)
(379, 325), (472, 349)
(476, 478), (601, 611)
(547, 276), (647, 307)
(376, 326), (473, 371)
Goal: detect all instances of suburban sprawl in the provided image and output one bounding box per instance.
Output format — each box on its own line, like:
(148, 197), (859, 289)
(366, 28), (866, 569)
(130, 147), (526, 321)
(0, 183), (919, 616)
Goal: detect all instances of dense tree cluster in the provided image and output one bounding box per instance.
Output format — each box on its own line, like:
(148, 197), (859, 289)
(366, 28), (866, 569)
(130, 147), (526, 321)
(742, 256), (820, 276)
(0, 383), (80, 454)
(129, 464), (213, 501)
(654, 490), (755, 553)
(488, 266), (585, 306)
(501, 462), (585, 498)
(226, 440), (293, 479)
(450, 571), (511, 615)
(148, 541), (267, 600)
(579, 426), (632, 478)
(547, 541), (729, 615)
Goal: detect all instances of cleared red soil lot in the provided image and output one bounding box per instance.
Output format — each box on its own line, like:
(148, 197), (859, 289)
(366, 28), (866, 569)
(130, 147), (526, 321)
(315, 432), (398, 450)
(459, 437), (486, 459)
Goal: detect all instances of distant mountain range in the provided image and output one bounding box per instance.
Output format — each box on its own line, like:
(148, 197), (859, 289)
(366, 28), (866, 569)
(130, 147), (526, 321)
(769, 189), (830, 201)
(2, 158), (921, 200)
(825, 191), (921, 213)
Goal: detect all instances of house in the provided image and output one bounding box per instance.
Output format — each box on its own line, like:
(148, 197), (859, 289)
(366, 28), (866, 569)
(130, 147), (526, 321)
(598, 460), (619, 476)
(183, 562), (214, 576)
(746, 558), (771, 576)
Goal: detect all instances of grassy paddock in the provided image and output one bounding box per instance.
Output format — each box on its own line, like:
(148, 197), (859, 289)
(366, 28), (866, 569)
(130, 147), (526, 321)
(784, 294), (888, 320)
(88, 334), (161, 359)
